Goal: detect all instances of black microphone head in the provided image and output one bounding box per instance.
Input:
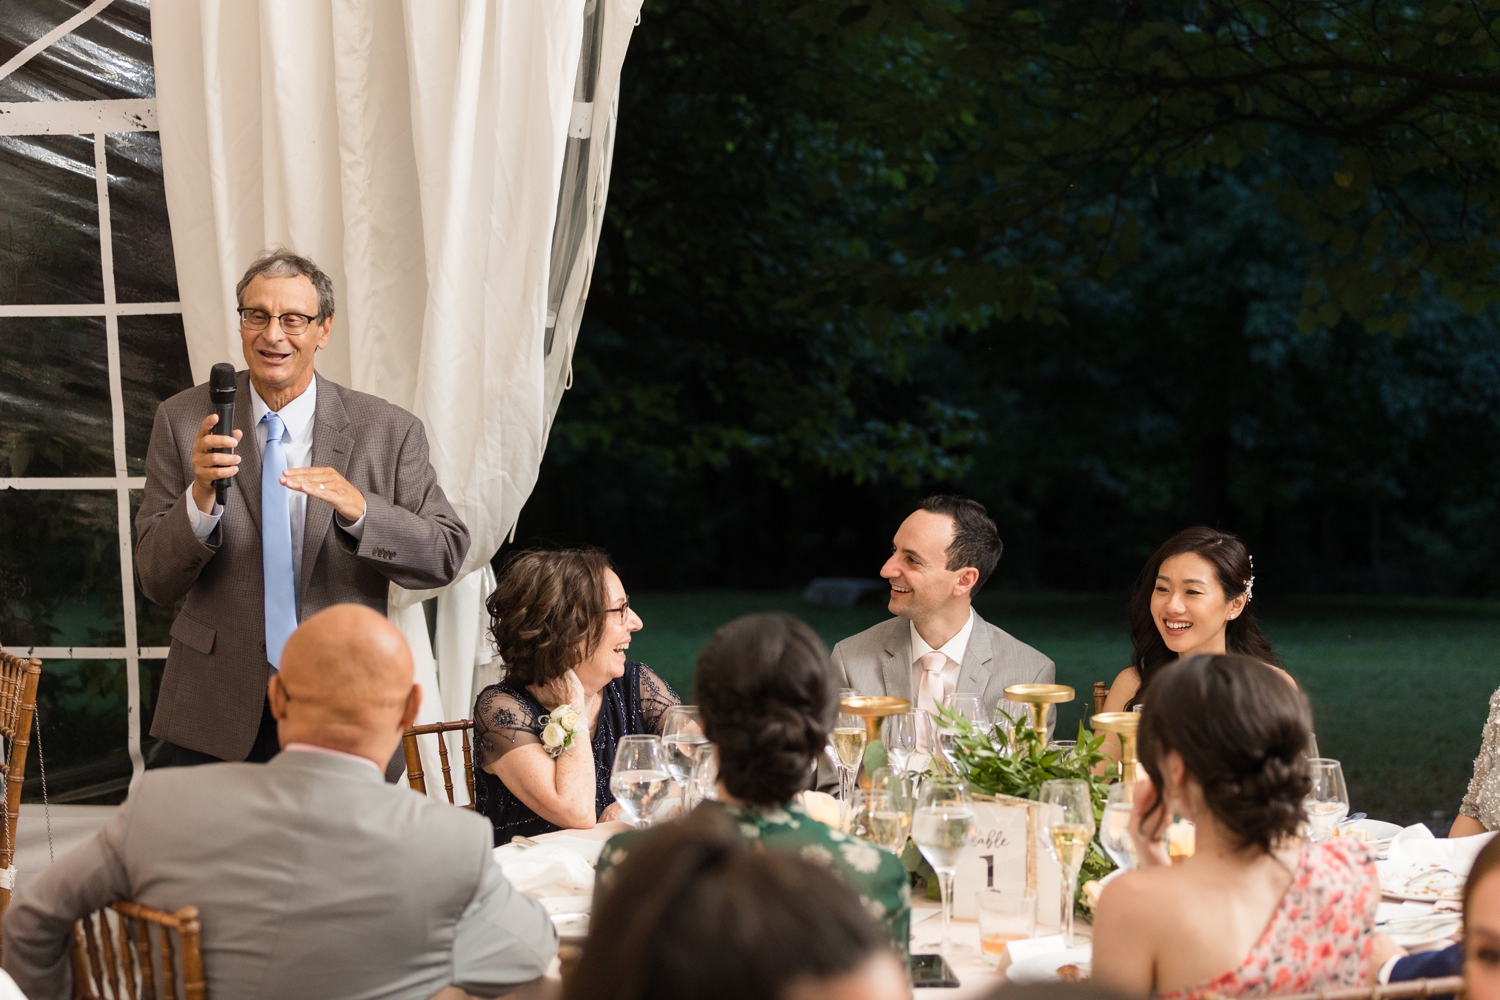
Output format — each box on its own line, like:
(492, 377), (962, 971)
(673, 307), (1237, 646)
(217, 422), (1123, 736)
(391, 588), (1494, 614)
(210, 363), (237, 402)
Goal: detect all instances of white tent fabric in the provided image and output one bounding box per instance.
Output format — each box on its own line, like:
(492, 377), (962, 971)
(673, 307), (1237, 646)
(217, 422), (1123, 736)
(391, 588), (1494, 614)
(151, 0), (640, 798)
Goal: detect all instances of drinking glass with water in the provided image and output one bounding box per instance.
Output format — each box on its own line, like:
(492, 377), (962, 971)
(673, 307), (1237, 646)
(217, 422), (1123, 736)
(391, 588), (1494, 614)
(609, 735), (672, 828)
(660, 705), (708, 813)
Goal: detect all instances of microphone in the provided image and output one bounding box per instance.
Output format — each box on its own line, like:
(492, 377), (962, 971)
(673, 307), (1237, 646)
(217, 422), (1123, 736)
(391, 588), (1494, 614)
(209, 363), (237, 507)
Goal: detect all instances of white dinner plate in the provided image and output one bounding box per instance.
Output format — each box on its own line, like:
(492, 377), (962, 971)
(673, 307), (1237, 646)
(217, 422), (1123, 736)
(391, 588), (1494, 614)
(540, 895), (592, 915)
(1006, 946), (1092, 984)
(1378, 860), (1465, 902)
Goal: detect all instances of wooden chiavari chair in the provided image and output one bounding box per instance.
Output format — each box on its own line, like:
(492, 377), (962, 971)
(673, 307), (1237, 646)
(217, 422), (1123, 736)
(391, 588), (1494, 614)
(0, 650), (43, 948)
(402, 720), (476, 808)
(1273, 976), (1463, 1000)
(69, 901), (206, 1000)
(1092, 680), (1109, 716)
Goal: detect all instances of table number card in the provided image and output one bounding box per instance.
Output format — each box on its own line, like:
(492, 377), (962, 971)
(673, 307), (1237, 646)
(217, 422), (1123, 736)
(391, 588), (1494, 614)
(951, 793), (1062, 927)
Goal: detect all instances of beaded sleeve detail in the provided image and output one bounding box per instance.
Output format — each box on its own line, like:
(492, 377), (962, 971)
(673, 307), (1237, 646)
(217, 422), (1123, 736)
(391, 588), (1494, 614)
(636, 663), (681, 734)
(473, 684), (544, 770)
(1460, 686), (1500, 830)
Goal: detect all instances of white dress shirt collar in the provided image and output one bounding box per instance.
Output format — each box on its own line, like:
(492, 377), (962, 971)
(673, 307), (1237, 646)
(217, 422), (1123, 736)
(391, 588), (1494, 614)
(250, 375), (317, 439)
(282, 742), (383, 774)
(910, 607), (975, 667)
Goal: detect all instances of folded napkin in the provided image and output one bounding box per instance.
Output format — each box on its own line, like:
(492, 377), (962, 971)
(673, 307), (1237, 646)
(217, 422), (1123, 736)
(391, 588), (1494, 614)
(1387, 824), (1496, 875)
(495, 844), (598, 899)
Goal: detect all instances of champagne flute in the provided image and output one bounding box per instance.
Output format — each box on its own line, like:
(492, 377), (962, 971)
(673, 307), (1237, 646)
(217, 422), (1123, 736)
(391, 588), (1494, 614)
(1038, 779), (1095, 947)
(609, 735), (672, 828)
(660, 705), (707, 813)
(869, 767), (916, 848)
(912, 776), (978, 956)
(882, 713), (920, 773)
(862, 788), (907, 855)
(1099, 781), (1139, 871)
(832, 709), (868, 829)
(1305, 758), (1350, 842)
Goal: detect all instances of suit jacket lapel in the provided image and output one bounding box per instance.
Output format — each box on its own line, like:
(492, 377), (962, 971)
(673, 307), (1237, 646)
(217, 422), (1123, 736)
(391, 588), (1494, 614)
(956, 609), (993, 695)
(299, 374), (353, 601)
(881, 619), (913, 700)
(234, 371), (262, 532)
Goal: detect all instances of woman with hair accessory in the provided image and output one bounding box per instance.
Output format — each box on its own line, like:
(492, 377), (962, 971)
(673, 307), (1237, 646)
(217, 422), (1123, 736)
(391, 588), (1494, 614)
(1097, 527), (1295, 767)
(472, 547), (680, 844)
(1091, 653), (1385, 999)
(567, 807), (909, 1000)
(593, 612), (911, 950)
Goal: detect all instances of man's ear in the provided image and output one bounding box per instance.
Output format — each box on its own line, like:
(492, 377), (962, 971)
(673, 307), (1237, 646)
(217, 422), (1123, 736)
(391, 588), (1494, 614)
(954, 566), (980, 597)
(399, 683), (422, 731)
(267, 674), (289, 722)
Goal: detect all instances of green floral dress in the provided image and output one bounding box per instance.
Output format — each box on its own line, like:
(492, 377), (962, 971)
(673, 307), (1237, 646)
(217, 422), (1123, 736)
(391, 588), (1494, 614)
(594, 800), (911, 955)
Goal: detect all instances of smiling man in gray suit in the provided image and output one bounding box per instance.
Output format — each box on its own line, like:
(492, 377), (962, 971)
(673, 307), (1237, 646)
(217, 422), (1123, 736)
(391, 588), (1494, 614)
(2, 605), (555, 1000)
(832, 496), (1054, 728)
(135, 248), (469, 768)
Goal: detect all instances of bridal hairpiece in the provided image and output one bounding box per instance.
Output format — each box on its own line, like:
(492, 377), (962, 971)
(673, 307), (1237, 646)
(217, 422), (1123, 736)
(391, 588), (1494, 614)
(1243, 554), (1256, 602)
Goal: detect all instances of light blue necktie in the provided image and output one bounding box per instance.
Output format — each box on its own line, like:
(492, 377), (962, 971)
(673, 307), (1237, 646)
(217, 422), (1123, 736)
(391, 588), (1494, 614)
(261, 412), (297, 668)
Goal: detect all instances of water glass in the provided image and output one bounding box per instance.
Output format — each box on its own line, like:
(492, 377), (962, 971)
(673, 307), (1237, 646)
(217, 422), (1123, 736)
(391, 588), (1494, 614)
(944, 692), (984, 730)
(882, 713), (919, 773)
(1099, 781), (1139, 871)
(660, 705), (707, 811)
(609, 735), (672, 828)
(866, 769), (915, 851)
(1038, 779), (1094, 947)
(977, 887), (1036, 965)
(993, 699), (1025, 749)
(912, 776), (978, 956)
(1305, 758), (1350, 842)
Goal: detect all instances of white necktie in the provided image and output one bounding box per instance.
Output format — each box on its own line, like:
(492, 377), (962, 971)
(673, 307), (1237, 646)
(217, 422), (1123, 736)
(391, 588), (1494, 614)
(915, 651), (946, 750)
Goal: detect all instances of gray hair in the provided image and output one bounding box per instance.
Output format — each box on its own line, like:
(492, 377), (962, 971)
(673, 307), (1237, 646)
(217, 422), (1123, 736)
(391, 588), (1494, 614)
(235, 247), (336, 319)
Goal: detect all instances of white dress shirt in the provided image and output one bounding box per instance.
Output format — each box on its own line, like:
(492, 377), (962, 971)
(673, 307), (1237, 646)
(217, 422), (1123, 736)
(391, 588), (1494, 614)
(185, 379), (365, 583)
(909, 607), (975, 699)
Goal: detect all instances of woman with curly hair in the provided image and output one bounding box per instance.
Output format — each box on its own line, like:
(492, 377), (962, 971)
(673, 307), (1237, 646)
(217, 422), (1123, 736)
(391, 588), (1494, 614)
(594, 612), (911, 951)
(1092, 654), (1386, 998)
(473, 548), (679, 844)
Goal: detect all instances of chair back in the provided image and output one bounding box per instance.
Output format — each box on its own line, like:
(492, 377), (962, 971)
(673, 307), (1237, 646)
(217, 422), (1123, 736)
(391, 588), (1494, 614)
(69, 901), (206, 1000)
(0, 651), (42, 942)
(402, 720), (476, 808)
(1272, 977), (1463, 1000)
(1092, 680), (1109, 716)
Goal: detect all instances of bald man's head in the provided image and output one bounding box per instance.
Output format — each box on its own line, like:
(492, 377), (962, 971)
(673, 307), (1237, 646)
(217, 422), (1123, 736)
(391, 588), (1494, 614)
(268, 605), (422, 763)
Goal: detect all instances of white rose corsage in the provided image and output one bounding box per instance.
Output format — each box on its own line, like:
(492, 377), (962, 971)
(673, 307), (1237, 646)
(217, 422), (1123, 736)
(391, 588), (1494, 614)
(539, 704), (584, 760)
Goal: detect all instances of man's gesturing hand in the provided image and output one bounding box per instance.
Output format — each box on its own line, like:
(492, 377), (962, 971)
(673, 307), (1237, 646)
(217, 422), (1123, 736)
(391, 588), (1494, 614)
(280, 467), (366, 522)
(191, 414), (243, 513)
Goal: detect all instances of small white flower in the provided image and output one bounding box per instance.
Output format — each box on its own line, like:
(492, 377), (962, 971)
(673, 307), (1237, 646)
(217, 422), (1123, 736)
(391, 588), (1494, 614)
(541, 721), (567, 749)
(899, 881), (912, 905)
(763, 808), (792, 825)
(552, 704), (581, 729)
(800, 845), (834, 866)
(841, 841), (881, 873)
(739, 823), (761, 840)
(607, 848), (627, 867)
(828, 829), (847, 842)
(861, 895), (886, 921)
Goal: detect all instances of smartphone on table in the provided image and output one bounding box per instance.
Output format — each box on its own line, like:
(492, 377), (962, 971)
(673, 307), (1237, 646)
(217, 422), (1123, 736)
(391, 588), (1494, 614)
(910, 953), (960, 988)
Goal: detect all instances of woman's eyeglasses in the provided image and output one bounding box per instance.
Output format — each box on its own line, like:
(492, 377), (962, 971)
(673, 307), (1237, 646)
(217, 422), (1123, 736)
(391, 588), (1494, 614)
(605, 600), (631, 623)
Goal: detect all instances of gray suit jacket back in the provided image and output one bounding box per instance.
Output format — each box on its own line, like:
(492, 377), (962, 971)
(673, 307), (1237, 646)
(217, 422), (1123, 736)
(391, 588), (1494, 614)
(1, 752), (555, 1000)
(831, 610), (1055, 709)
(134, 371), (470, 760)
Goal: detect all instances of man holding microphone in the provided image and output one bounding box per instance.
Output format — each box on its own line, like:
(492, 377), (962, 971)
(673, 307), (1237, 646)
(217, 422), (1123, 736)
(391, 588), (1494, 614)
(135, 248), (470, 771)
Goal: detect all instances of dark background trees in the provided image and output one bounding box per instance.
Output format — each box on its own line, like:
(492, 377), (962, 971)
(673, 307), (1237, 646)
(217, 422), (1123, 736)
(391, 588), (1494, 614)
(516, 0), (1500, 597)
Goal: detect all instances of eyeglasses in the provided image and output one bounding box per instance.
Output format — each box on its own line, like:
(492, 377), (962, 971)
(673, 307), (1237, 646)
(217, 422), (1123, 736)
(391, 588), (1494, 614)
(237, 307), (321, 333)
(605, 599), (631, 622)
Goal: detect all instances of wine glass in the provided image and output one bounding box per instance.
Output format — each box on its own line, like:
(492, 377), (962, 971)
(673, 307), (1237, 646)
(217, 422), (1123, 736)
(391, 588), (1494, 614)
(993, 698), (1024, 751)
(912, 776), (978, 956)
(832, 709), (868, 829)
(1305, 758), (1350, 842)
(869, 767), (916, 850)
(1038, 779), (1095, 947)
(861, 788), (908, 855)
(1099, 781), (1139, 871)
(660, 705), (707, 812)
(609, 735), (672, 828)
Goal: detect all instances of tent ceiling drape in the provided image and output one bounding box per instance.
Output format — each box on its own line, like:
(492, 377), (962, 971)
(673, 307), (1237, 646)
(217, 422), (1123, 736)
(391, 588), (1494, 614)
(152, 0), (639, 794)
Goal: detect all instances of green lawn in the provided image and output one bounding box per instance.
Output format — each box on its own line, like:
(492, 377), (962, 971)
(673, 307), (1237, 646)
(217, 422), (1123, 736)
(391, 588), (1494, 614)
(627, 590), (1500, 831)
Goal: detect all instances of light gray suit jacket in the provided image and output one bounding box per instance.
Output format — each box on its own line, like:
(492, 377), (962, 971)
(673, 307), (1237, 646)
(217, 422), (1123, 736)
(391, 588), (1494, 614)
(1, 751), (556, 1000)
(831, 610), (1055, 709)
(135, 370), (470, 761)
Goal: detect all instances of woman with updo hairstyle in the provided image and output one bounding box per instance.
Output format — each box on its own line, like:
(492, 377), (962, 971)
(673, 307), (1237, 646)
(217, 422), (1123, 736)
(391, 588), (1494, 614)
(593, 612), (911, 950)
(472, 547), (679, 844)
(1098, 527), (1295, 766)
(1092, 654), (1382, 999)
(570, 808), (909, 1000)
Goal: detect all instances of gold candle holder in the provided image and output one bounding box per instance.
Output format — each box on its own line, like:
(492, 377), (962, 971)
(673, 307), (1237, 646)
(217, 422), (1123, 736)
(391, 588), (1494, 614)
(1091, 711), (1141, 788)
(1002, 683), (1075, 742)
(840, 695), (910, 786)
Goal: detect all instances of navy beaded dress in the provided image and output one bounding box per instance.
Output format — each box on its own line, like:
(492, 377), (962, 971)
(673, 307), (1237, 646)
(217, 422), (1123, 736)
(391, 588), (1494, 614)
(472, 661), (680, 845)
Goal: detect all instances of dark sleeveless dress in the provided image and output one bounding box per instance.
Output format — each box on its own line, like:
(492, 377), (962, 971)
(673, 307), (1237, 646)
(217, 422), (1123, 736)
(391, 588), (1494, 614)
(472, 660), (679, 845)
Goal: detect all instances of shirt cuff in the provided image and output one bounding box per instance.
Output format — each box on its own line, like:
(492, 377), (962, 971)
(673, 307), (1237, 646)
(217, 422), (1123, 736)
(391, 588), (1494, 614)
(335, 508), (366, 540)
(1378, 955), (1403, 985)
(184, 488), (222, 542)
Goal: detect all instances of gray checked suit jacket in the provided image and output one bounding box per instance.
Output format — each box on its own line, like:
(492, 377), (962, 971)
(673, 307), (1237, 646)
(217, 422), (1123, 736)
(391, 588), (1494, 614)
(135, 370), (470, 761)
(1, 751), (557, 1000)
(831, 610), (1056, 710)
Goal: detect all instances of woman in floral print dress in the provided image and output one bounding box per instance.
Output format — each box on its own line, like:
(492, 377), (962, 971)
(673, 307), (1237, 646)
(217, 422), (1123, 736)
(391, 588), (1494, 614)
(595, 613), (910, 952)
(1093, 654), (1389, 998)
